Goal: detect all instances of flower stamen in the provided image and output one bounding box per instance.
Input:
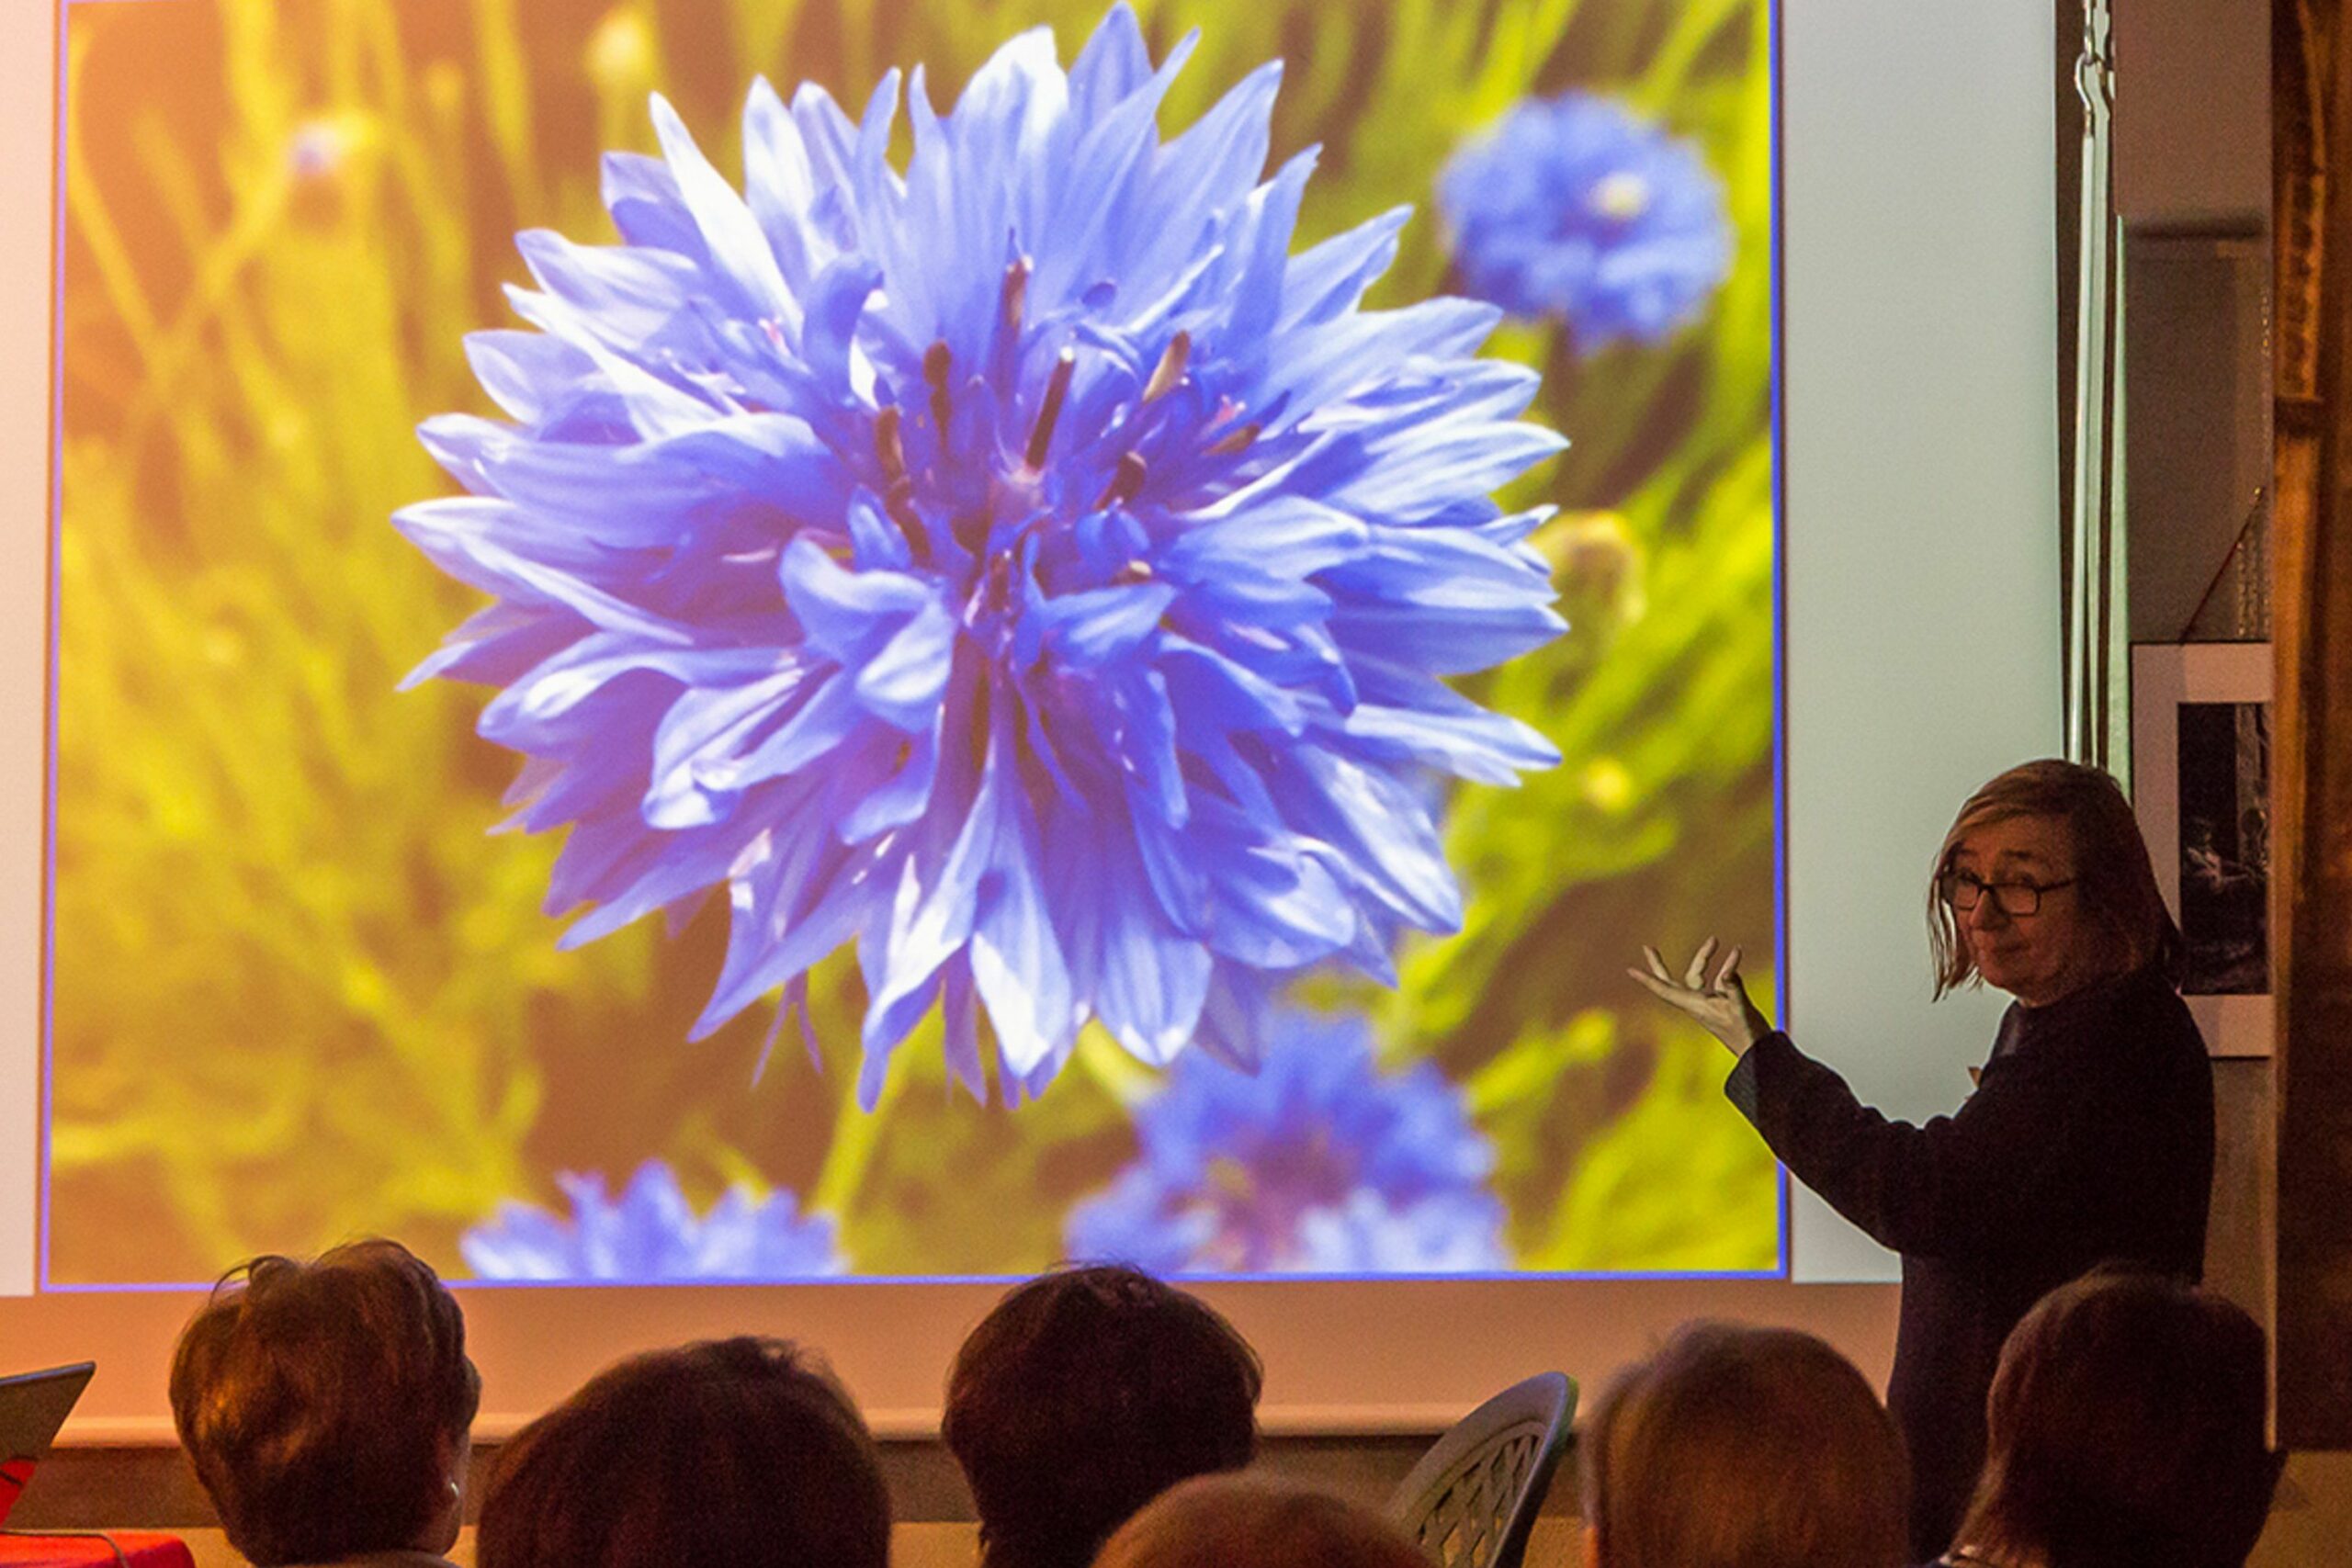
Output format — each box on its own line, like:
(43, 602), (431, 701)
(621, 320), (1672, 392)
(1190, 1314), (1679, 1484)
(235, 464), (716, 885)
(1001, 257), (1031, 332)
(922, 341), (955, 438)
(1024, 348), (1078, 470)
(871, 406), (930, 561)
(1204, 421), (1261, 458)
(875, 404), (908, 486)
(1143, 331), (1191, 402)
(1097, 451), (1148, 510)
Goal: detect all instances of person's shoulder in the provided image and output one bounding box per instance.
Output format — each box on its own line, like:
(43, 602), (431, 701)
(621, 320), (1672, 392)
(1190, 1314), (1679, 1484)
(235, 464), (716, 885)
(2121, 965), (2208, 1051)
(2069, 965), (2202, 1044)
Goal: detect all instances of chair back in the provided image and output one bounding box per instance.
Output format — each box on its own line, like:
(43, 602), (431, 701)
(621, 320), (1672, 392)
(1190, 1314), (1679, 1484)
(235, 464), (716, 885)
(1385, 1371), (1574, 1568)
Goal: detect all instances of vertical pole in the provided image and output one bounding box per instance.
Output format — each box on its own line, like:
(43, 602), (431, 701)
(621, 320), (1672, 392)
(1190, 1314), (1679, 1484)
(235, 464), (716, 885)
(2069, 0), (2122, 768)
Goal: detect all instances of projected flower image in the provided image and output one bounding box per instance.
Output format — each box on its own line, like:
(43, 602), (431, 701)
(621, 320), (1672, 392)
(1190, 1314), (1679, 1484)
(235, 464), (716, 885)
(1067, 1011), (1508, 1273)
(51, 0), (1780, 1285)
(461, 1161), (844, 1281)
(1438, 91), (1732, 345)
(401, 5), (1566, 1103)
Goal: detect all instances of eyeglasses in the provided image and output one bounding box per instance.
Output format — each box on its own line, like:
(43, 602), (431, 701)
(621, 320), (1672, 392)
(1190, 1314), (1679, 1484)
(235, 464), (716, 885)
(1940, 872), (2075, 917)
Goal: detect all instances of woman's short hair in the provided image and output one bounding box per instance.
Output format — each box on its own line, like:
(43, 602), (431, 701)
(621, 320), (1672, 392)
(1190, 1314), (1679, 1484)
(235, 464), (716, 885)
(476, 1337), (888, 1568)
(168, 1238), (481, 1567)
(943, 1264), (1262, 1568)
(1955, 1269), (2282, 1568)
(1927, 758), (2183, 997)
(1581, 1321), (1909, 1568)
(1093, 1475), (1429, 1568)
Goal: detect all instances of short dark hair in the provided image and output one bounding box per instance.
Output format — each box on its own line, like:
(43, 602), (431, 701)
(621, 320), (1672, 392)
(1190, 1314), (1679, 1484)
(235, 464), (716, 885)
(1928, 759), (2183, 997)
(476, 1337), (888, 1568)
(1581, 1321), (1909, 1568)
(1095, 1475), (1430, 1568)
(1956, 1269), (2282, 1568)
(168, 1239), (481, 1567)
(943, 1265), (1263, 1568)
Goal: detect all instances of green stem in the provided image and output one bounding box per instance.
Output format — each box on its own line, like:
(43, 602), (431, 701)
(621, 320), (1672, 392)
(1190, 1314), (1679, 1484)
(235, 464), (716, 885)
(808, 1048), (909, 1218)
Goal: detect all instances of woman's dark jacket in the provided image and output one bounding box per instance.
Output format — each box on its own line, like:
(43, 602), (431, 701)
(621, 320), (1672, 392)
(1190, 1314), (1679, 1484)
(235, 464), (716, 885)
(1724, 966), (2213, 1561)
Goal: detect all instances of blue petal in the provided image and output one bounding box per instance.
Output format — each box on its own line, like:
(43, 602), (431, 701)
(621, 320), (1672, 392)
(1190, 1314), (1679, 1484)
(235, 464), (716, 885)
(1068, 3), (1153, 124)
(463, 330), (599, 424)
(1033, 581), (1175, 668)
(1158, 496), (1365, 580)
(641, 666), (812, 826)
(741, 76), (820, 291)
(777, 536), (933, 665)
(484, 636), (778, 734)
(650, 92), (795, 324)
(695, 833), (872, 1037)
(1272, 750), (1463, 931)
(1324, 413), (1566, 525)
(970, 769), (1079, 1077)
(705, 671), (865, 795)
(838, 721), (940, 843)
(1279, 206), (1410, 331)
(862, 738), (999, 1028)
(600, 151), (705, 257)
(854, 596), (956, 729)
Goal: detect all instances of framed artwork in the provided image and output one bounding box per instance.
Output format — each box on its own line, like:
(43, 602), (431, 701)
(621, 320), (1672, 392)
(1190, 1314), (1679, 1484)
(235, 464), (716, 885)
(2132, 642), (2273, 1057)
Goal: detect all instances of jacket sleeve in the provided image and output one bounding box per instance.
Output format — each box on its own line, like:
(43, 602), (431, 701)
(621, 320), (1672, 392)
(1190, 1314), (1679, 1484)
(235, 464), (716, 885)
(1724, 1032), (2095, 1259)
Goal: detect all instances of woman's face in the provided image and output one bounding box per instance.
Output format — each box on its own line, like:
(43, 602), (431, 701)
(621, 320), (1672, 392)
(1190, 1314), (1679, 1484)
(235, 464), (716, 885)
(1947, 813), (2102, 1006)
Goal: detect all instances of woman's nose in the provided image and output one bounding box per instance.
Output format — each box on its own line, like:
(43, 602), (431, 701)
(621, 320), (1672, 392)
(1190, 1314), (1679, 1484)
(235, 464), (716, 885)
(1966, 894), (2010, 930)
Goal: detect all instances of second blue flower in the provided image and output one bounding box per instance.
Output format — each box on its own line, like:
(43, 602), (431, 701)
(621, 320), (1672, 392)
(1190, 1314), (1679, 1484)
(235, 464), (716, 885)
(1440, 90), (1733, 345)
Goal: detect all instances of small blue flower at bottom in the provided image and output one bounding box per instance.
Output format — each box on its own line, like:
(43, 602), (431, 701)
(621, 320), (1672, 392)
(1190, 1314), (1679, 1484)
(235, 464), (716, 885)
(1438, 90), (1732, 345)
(460, 1160), (845, 1281)
(1065, 1013), (1510, 1274)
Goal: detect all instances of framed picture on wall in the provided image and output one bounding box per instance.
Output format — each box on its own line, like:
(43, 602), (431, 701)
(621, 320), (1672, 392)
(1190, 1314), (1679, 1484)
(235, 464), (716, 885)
(2131, 642), (2273, 1057)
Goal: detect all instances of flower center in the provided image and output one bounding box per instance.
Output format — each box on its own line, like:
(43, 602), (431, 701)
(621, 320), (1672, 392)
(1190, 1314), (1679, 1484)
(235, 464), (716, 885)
(1204, 1124), (1357, 1228)
(855, 259), (1259, 629)
(1589, 169), (1651, 223)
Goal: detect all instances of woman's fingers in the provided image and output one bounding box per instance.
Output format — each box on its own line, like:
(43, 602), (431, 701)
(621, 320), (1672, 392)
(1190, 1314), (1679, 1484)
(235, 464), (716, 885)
(1627, 967), (1698, 1012)
(1635, 940), (1769, 1056)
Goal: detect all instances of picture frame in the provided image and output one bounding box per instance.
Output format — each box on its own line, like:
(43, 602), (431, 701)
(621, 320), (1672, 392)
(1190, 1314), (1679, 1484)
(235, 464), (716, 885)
(2131, 642), (2274, 1057)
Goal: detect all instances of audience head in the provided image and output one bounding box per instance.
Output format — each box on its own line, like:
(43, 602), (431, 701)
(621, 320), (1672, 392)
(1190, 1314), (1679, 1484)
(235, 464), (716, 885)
(944, 1264), (1263, 1568)
(1581, 1321), (1908, 1568)
(476, 1336), (888, 1568)
(1955, 1269), (2281, 1568)
(1928, 759), (2181, 1000)
(1094, 1475), (1428, 1568)
(169, 1238), (480, 1567)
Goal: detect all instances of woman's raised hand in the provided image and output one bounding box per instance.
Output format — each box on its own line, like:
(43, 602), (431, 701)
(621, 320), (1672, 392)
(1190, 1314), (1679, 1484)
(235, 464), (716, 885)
(1628, 938), (1773, 1056)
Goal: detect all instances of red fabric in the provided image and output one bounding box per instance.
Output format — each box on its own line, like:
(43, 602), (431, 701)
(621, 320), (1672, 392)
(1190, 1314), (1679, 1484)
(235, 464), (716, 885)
(0, 1533), (198, 1567)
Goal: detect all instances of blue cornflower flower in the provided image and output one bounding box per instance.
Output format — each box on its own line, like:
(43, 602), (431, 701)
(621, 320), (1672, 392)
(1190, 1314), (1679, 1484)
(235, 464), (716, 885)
(401, 6), (1565, 1105)
(1438, 91), (1732, 344)
(1065, 1013), (1509, 1274)
(459, 1161), (845, 1280)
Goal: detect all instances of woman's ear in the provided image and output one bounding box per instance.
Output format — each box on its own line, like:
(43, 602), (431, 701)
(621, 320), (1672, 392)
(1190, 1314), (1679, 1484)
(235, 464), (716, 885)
(419, 1427), (471, 1553)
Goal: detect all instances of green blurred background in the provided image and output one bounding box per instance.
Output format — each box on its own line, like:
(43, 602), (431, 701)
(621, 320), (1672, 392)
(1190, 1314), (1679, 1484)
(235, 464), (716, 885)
(50, 0), (1778, 1282)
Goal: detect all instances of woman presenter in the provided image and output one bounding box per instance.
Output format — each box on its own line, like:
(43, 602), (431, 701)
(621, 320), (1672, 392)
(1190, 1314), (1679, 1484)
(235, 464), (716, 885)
(1633, 759), (2213, 1560)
